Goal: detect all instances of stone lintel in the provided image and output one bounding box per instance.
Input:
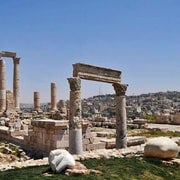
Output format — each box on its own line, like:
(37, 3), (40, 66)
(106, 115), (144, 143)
(73, 63), (121, 83)
(0, 51), (17, 58)
(31, 119), (68, 129)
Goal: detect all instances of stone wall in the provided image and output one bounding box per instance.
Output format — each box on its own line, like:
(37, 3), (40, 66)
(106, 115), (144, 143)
(156, 114), (180, 125)
(0, 127), (26, 150)
(24, 119), (69, 156)
(82, 122), (106, 151)
(23, 119), (104, 156)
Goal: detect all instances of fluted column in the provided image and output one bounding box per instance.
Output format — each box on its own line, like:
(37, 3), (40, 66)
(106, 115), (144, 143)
(0, 60), (6, 113)
(13, 57), (20, 110)
(51, 82), (57, 112)
(33, 91), (40, 112)
(68, 77), (83, 154)
(113, 83), (128, 148)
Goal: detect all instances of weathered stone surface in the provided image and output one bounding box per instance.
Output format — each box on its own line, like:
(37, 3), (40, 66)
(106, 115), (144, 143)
(65, 161), (89, 175)
(0, 51), (16, 58)
(0, 60), (6, 113)
(127, 136), (146, 146)
(114, 95), (127, 148)
(55, 100), (67, 119)
(68, 77), (81, 91)
(113, 83), (128, 96)
(6, 91), (15, 112)
(65, 161), (102, 176)
(68, 77), (83, 155)
(73, 63), (121, 83)
(69, 128), (83, 154)
(0, 51), (20, 112)
(33, 91), (41, 112)
(100, 136), (146, 149)
(48, 149), (75, 173)
(13, 57), (20, 110)
(50, 82), (57, 112)
(144, 137), (179, 159)
(25, 119), (69, 155)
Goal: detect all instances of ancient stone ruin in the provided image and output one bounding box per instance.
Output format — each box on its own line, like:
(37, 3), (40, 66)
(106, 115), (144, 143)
(0, 50), (179, 174)
(0, 51), (21, 132)
(68, 63), (128, 154)
(0, 51), (20, 114)
(0, 52), (133, 157)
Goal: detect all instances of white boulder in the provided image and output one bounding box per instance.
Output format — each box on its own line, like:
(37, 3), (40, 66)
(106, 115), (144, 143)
(144, 137), (179, 159)
(48, 149), (75, 173)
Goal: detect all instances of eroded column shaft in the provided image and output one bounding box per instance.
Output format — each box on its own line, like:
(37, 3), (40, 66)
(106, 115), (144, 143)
(59, 100), (67, 114)
(13, 57), (20, 110)
(68, 77), (83, 155)
(113, 83), (128, 148)
(115, 95), (127, 148)
(34, 91), (40, 112)
(0, 60), (6, 113)
(51, 82), (57, 111)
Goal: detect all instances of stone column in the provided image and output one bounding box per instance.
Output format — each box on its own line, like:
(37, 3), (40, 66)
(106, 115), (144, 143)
(13, 57), (20, 110)
(59, 100), (67, 114)
(113, 83), (128, 148)
(0, 59), (6, 113)
(33, 91), (40, 112)
(68, 77), (83, 154)
(51, 82), (57, 112)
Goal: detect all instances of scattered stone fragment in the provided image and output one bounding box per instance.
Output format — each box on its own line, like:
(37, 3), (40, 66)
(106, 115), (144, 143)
(65, 161), (102, 176)
(48, 149), (75, 173)
(144, 137), (179, 159)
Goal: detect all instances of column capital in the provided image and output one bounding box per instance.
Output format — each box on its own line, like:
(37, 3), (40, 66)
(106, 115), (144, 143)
(68, 77), (81, 91)
(113, 83), (128, 96)
(13, 57), (20, 64)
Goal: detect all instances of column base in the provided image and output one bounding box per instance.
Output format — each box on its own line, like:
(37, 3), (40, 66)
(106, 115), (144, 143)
(116, 136), (127, 149)
(69, 128), (83, 155)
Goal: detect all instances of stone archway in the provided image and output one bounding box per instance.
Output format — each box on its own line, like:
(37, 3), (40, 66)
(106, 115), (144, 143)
(68, 63), (128, 154)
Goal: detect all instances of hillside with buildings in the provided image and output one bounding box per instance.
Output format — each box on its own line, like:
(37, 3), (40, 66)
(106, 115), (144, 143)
(82, 91), (180, 123)
(20, 91), (180, 124)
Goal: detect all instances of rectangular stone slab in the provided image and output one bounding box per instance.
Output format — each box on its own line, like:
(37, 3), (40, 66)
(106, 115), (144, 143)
(73, 63), (121, 83)
(31, 119), (68, 129)
(0, 51), (16, 58)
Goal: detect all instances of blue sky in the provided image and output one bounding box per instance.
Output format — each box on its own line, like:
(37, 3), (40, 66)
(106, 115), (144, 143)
(0, 0), (180, 103)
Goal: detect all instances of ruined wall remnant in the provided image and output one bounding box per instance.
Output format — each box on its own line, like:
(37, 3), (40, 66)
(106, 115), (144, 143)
(23, 119), (96, 156)
(24, 119), (69, 156)
(6, 91), (15, 113)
